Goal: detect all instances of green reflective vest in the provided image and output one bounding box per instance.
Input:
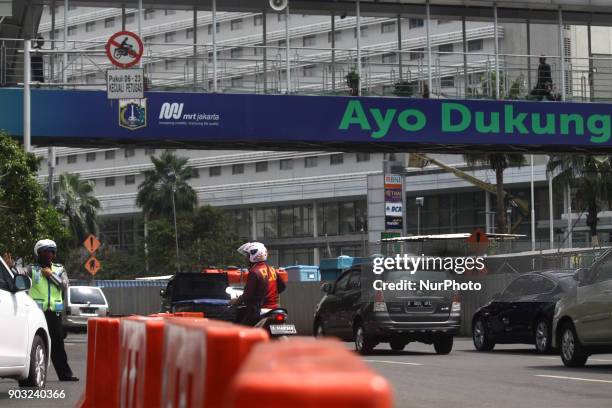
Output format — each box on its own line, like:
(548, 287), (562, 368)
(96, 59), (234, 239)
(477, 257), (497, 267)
(29, 264), (64, 312)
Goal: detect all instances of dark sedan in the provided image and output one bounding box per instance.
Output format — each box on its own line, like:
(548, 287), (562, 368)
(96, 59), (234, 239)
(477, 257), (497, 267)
(472, 271), (577, 353)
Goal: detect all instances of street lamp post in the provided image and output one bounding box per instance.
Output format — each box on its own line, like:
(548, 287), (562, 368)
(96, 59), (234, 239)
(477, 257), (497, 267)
(168, 171), (180, 272)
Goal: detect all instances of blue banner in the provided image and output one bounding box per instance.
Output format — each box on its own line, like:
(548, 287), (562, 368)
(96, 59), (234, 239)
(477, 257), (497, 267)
(2, 88), (612, 151)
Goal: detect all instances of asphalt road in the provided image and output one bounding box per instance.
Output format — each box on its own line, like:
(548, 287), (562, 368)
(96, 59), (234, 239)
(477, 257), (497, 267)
(1, 335), (611, 408)
(0, 333), (87, 408)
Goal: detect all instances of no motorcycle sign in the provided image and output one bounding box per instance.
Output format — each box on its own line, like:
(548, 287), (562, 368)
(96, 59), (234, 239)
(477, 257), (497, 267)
(105, 31), (144, 68)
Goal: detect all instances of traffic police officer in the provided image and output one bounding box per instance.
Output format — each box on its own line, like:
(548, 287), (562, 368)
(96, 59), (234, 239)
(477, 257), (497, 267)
(26, 239), (78, 382)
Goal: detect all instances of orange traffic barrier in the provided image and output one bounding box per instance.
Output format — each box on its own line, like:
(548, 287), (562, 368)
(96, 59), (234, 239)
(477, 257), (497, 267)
(162, 318), (269, 408)
(226, 338), (394, 408)
(119, 316), (166, 408)
(148, 312), (205, 318)
(76, 318), (121, 408)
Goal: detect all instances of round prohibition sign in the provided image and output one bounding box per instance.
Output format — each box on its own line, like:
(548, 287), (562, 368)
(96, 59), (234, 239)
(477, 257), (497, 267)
(105, 31), (144, 68)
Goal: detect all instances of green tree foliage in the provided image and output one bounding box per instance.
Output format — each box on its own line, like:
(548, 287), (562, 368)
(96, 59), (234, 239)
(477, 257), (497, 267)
(463, 153), (526, 233)
(53, 173), (100, 245)
(547, 155), (612, 245)
(146, 206), (244, 275)
(0, 133), (70, 261)
(136, 151), (197, 219)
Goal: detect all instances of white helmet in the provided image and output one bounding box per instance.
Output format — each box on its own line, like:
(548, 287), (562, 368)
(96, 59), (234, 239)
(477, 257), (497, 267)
(237, 242), (268, 263)
(34, 239), (58, 257)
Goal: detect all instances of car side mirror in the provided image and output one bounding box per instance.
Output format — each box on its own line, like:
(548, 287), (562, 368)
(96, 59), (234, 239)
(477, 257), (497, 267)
(321, 282), (333, 294)
(573, 268), (590, 284)
(13, 275), (31, 292)
(160, 289), (166, 297)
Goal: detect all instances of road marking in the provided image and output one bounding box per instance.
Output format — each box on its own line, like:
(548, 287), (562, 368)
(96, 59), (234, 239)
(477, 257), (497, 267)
(538, 356), (612, 363)
(535, 375), (612, 384)
(363, 360), (423, 366)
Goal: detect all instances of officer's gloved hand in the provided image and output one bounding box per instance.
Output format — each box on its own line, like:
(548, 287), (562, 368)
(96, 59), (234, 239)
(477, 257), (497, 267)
(41, 267), (52, 278)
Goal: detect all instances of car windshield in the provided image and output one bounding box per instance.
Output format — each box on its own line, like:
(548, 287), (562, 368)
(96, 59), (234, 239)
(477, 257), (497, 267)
(70, 287), (105, 305)
(169, 273), (230, 301)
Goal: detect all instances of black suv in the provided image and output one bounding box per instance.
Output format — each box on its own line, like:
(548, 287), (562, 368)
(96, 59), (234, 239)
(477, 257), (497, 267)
(313, 264), (461, 355)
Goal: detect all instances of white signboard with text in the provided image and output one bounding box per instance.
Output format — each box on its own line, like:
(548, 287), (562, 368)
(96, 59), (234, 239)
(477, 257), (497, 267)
(106, 68), (144, 100)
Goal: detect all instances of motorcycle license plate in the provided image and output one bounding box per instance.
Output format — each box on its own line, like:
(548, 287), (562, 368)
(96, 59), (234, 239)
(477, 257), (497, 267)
(270, 324), (297, 335)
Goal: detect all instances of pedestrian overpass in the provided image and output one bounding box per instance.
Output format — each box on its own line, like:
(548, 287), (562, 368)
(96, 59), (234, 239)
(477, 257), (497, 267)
(4, 0), (612, 153)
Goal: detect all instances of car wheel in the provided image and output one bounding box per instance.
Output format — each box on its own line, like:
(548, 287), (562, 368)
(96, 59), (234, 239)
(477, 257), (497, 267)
(389, 339), (406, 352)
(18, 335), (47, 388)
(473, 318), (495, 351)
(534, 318), (552, 354)
(560, 322), (588, 368)
(354, 322), (375, 355)
(433, 335), (454, 355)
(314, 320), (325, 338)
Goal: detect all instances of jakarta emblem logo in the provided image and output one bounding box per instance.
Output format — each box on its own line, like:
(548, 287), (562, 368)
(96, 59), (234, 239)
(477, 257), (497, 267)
(119, 99), (147, 130)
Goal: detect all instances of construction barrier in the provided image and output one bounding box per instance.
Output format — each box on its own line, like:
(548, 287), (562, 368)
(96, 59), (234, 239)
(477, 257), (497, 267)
(76, 318), (121, 408)
(149, 312), (205, 318)
(162, 318), (269, 408)
(226, 338), (394, 408)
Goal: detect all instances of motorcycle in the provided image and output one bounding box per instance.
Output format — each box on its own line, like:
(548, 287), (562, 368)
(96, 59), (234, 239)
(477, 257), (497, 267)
(255, 308), (297, 339)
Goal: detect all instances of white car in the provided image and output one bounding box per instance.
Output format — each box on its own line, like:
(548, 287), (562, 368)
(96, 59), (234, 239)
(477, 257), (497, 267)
(0, 257), (51, 387)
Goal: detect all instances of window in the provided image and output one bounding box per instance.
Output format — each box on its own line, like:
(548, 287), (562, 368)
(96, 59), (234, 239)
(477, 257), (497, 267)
(302, 35), (316, 47)
(438, 43), (453, 53)
(353, 26), (368, 38)
(410, 48), (424, 60)
(144, 9), (155, 20)
(186, 28), (194, 39)
(254, 15), (263, 27)
(105, 150), (116, 160)
(347, 270), (362, 290)
(124, 148), (135, 158)
(105, 17), (115, 28)
(145, 148), (156, 155)
(302, 66), (315, 77)
(105, 177), (115, 187)
(330, 154), (343, 165)
(256, 207), (278, 239)
(125, 175), (136, 185)
(328, 31), (341, 43)
(67, 155), (77, 164)
(381, 22), (396, 34)
(280, 159), (293, 170)
(126, 13), (135, 24)
(165, 31), (176, 43)
(441, 76), (455, 88)
(334, 271), (353, 293)
(468, 39), (483, 52)
(165, 9), (176, 16)
(278, 40), (286, 48)
(86, 22), (96, 32)
(209, 166), (221, 177)
(232, 164), (244, 174)
(192, 168), (200, 178)
(382, 53), (397, 64)
(256, 161), (268, 172)
(208, 23), (220, 35)
(409, 18), (424, 29)
(278, 13), (287, 22)
(438, 19), (451, 25)
(0, 261), (11, 291)
(356, 152), (370, 162)
(231, 18), (243, 31)
(68, 26), (77, 36)
(592, 253), (612, 283)
(86, 152), (96, 162)
(305, 156), (318, 168)
(231, 48), (244, 58)
(231, 77), (244, 88)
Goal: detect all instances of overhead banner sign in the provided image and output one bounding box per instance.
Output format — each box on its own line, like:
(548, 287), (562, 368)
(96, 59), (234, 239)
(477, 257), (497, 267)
(106, 68), (144, 100)
(4, 89), (612, 152)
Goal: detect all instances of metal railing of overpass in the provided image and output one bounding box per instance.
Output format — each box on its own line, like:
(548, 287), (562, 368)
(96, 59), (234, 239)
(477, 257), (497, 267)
(6, 36), (611, 102)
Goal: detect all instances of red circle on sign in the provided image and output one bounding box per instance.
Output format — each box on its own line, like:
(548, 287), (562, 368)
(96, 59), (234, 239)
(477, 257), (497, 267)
(105, 30), (144, 68)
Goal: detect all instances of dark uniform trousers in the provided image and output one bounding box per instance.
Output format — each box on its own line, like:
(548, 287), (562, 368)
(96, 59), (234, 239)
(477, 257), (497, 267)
(44, 310), (73, 379)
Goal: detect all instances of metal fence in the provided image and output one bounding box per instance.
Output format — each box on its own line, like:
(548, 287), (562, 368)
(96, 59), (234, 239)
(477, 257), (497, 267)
(5, 37), (612, 102)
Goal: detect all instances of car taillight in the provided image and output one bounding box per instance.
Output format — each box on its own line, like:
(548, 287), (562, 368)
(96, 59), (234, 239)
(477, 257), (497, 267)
(451, 291), (461, 314)
(373, 290), (387, 312)
(274, 313), (286, 323)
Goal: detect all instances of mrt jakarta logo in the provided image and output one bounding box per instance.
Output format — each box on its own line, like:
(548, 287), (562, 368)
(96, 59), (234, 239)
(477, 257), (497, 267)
(119, 99), (147, 130)
(158, 102), (221, 124)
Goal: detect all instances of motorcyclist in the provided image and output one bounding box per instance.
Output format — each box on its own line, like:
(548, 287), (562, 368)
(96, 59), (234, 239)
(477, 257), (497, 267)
(230, 242), (286, 326)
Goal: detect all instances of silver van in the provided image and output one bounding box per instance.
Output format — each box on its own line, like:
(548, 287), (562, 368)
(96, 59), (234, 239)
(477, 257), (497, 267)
(63, 286), (109, 329)
(552, 250), (612, 367)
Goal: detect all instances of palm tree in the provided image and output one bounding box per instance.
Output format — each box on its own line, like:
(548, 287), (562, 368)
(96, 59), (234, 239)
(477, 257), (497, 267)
(464, 153), (526, 233)
(547, 155), (612, 245)
(53, 173), (100, 244)
(136, 151), (197, 219)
